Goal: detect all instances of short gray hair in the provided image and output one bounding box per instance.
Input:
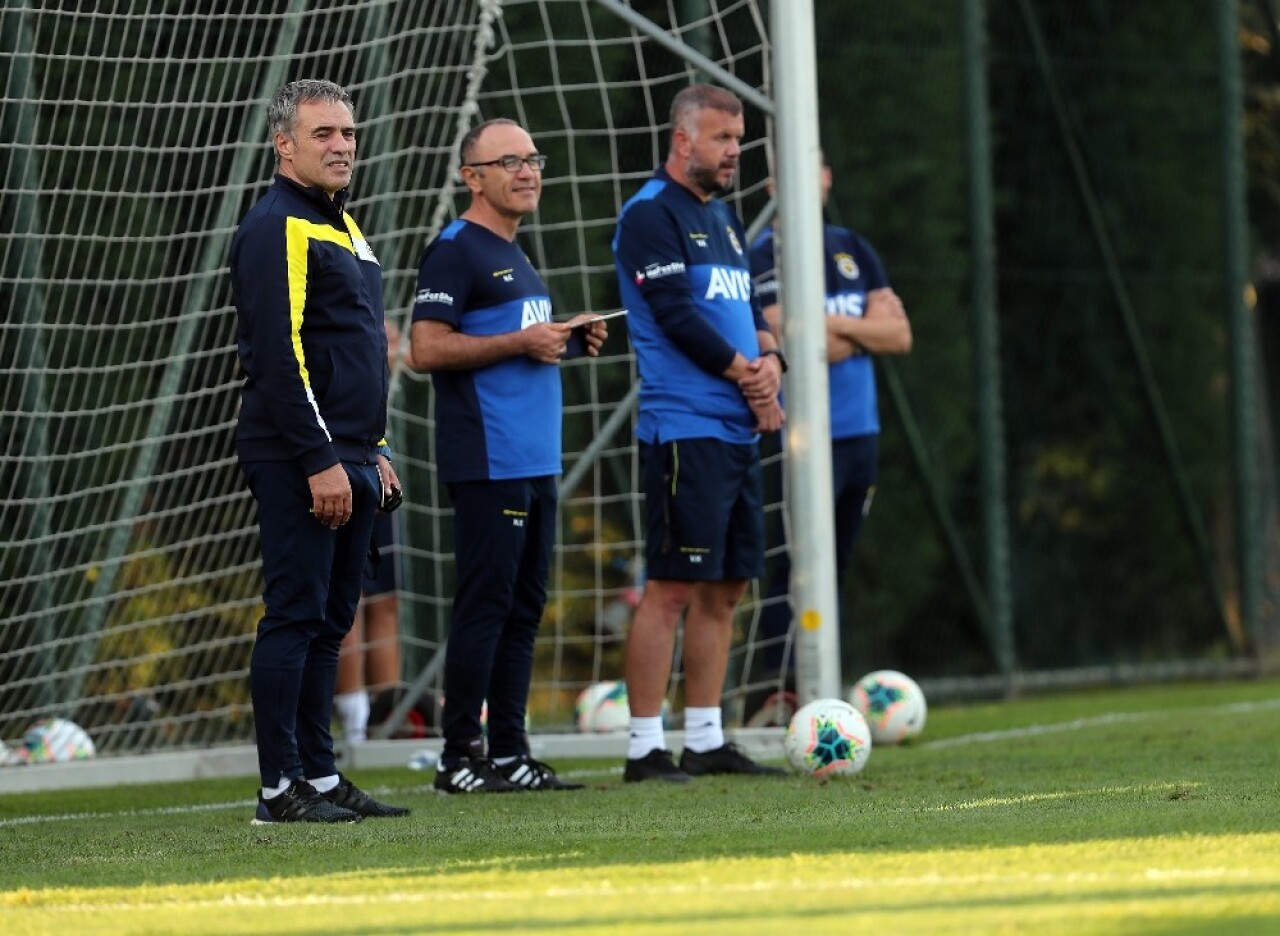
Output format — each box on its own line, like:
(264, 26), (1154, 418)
(670, 84), (743, 137)
(268, 79), (353, 139)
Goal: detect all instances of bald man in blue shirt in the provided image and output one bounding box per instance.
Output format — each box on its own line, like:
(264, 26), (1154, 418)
(412, 118), (606, 794)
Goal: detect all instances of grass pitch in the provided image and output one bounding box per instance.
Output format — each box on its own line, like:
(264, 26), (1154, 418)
(2, 679), (1278, 935)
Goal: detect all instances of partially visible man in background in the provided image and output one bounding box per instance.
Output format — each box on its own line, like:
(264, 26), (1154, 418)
(747, 153), (912, 720)
(335, 319), (408, 745)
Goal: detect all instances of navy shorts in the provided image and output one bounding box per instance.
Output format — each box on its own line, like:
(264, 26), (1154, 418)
(641, 438), (765, 582)
(362, 509), (400, 598)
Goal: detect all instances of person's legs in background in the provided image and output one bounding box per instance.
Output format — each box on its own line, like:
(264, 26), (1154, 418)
(335, 510), (401, 743)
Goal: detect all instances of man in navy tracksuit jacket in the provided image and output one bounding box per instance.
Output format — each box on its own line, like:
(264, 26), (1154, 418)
(231, 79), (408, 824)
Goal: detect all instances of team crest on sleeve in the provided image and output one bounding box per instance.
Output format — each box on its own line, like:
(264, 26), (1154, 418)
(726, 226), (743, 256)
(834, 252), (859, 279)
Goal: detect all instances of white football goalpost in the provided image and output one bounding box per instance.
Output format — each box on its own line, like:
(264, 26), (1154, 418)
(0, 0), (836, 781)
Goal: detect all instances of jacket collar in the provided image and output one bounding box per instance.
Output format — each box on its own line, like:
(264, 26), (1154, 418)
(274, 173), (349, 220)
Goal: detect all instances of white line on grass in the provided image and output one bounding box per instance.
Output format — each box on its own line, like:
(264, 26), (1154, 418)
(0, 800), (253, 828)
(932, 781), (1202, 811)
(4, 696), (1276, 829)
(921, 697), (1280, 749)
(921, 711), (1150, 748)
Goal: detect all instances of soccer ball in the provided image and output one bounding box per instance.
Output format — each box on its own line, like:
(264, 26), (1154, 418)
(574, 680), (630, 733)
(783, 698), (872, 777)
(17, 717), (96, 763)
(0, 739), (17, 767)
(850, 669), (927, 745)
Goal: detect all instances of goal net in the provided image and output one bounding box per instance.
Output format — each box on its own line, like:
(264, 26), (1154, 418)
(0, 0), (788, 760)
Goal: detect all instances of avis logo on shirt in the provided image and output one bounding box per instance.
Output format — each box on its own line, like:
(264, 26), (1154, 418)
(826, 292), (865, 317)
(703, 267), (752, 302)
(521, 298), (552, 328)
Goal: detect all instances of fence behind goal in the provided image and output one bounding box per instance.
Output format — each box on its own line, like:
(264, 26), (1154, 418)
(0, 0), (780, 758)
(1, 0), (1273, 763)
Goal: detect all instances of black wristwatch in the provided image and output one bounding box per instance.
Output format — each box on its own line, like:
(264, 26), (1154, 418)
(761, 347), (789, 373)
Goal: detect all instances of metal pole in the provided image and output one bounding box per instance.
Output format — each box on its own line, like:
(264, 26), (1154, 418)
(592, 0), (774, 116)
(1219, 0), (1262, 651)
(770, 0), (840, 702)
(962, 0), (1015, 682)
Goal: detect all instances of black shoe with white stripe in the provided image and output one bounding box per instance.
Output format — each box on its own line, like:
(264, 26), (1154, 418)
(496, 755), (584, 791)
(433, 757), (521, 794)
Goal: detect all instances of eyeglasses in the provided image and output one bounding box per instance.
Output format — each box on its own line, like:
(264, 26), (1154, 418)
(465, 154), (547, 173)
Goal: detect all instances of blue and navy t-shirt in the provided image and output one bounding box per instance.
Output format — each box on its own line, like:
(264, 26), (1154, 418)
(413, 219), (561, 483)
(749, 225), (888, 440)
(613, 167), (761, 445)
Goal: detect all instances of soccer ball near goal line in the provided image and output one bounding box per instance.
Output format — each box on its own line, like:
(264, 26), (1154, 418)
(574, 680), (630, 733)
(783, 698), (872, 777)
(16, 717), (96, 764)
(850, 669), (928, 745)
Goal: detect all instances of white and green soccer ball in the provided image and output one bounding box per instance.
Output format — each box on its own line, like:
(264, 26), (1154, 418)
(18, 717), (96, 763)
(850, 669), (927, 745)
(574, 680), (630, 733)
(783, 698), (872, 777)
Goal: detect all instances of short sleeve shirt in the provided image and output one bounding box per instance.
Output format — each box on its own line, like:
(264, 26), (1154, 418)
(412, 219), (562, 482)
(613, 169), (760, 445)
(749, 224), (888, 439)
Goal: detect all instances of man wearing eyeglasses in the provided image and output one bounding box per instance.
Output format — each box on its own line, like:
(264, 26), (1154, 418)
(410, 118), (606, 794)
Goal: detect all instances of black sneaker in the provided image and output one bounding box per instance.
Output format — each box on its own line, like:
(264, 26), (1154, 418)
(251, 780), (363, 824)
(322, 773), (411, 817)
(434, 757), (521, 794)
(679, 742), (787, 777)
(623, 748), (693, 784)
(496, 755), (584, 791)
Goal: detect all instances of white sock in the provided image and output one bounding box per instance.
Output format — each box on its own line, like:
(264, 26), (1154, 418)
(261, 777), (291, 800)
(628, 715), (666, 760)
(683, 706), (723, 753)
(334, 690), (370, 743)
(308, 773), (339, 794)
